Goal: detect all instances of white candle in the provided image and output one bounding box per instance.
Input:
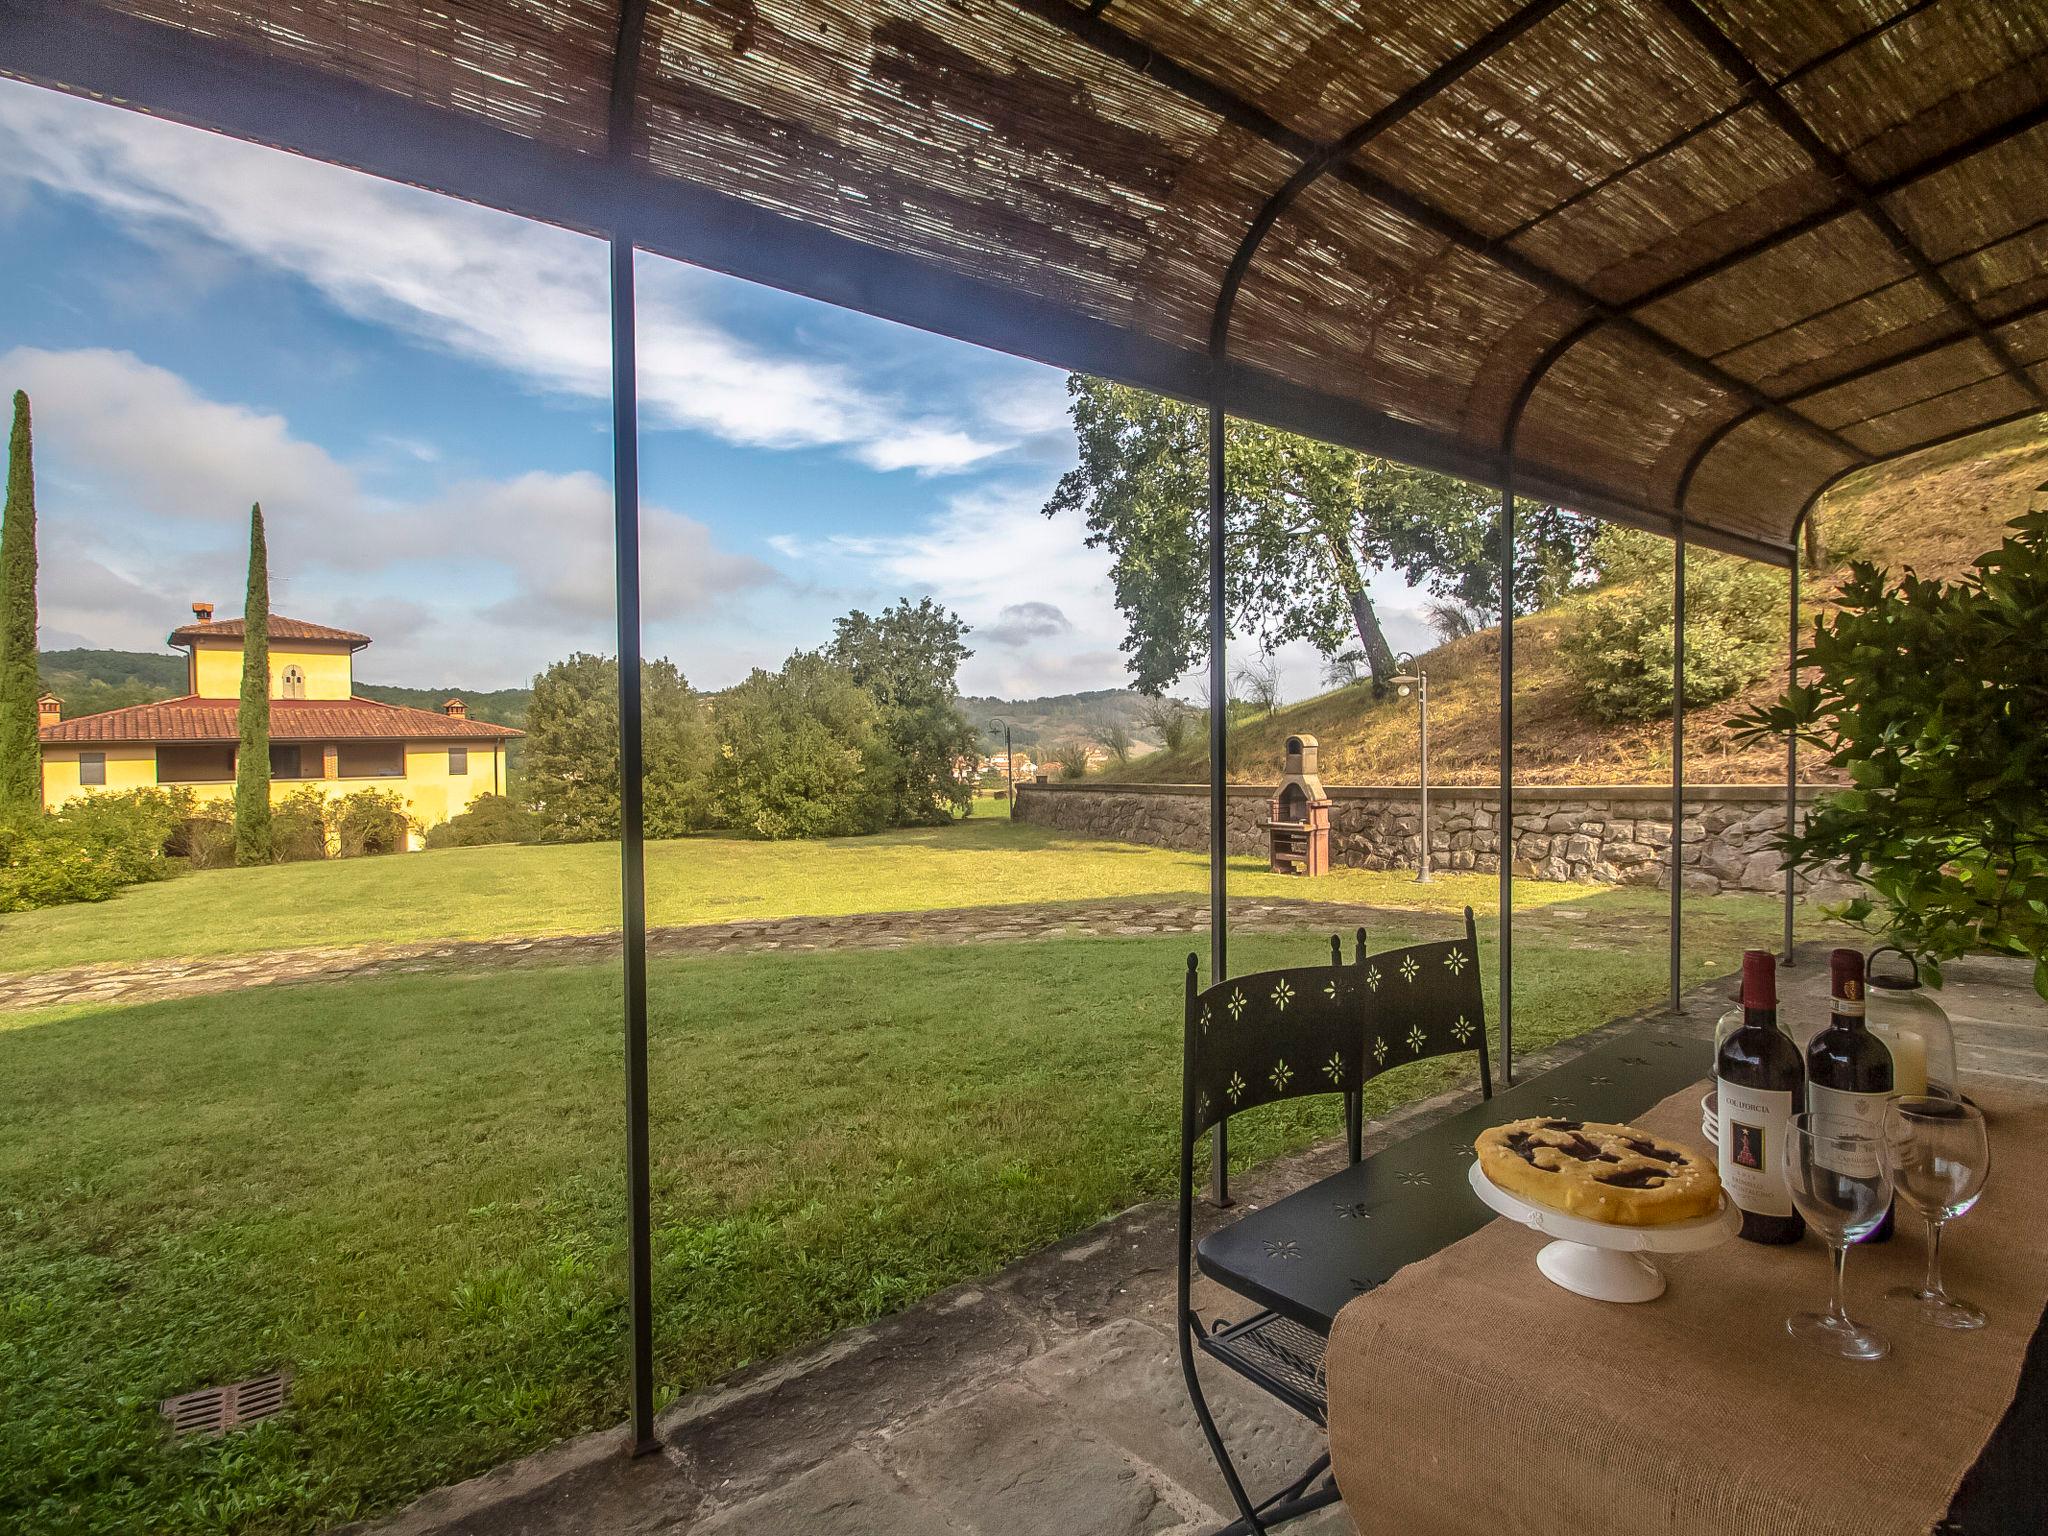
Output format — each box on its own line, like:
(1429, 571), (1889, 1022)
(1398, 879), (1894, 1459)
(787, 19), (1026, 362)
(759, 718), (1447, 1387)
(1888, 1026), (1929, 1097)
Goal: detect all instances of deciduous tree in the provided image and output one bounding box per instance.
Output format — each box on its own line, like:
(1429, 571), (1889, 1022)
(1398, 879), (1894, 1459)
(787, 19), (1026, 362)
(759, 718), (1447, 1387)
(829, 597), (977, 823)
(525, 653), (712, 842)
(712, 652), (889, 838)
(1043, 376), (1595, 694)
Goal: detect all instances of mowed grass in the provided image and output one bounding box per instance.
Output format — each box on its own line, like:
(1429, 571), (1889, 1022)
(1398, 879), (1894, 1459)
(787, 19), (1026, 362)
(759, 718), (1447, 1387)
(0, 892), (1788, 1535)
(0, 813), (1595, 975)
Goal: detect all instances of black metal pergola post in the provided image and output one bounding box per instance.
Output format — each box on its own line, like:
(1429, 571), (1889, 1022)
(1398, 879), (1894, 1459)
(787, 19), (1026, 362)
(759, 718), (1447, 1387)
(1670, 517), (1686, 1013)
(609, 234), (657, 1457)
(1783, 531), (1801, 963)
(1497, 481), (1515, 1084)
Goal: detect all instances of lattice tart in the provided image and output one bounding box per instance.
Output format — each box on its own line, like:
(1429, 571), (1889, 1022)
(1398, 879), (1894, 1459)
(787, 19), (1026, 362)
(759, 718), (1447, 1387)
(1475, 1117), (1722, 1226)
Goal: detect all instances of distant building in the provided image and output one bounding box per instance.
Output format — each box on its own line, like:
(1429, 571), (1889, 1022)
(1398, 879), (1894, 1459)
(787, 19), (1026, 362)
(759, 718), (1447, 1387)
(37, 603), (521, 847)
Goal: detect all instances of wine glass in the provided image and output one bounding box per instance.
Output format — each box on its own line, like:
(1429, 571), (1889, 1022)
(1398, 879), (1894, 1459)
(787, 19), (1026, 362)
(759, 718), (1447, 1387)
(1883, 1096), (1991, 1329)
(1782, 1113), (1892, 1360)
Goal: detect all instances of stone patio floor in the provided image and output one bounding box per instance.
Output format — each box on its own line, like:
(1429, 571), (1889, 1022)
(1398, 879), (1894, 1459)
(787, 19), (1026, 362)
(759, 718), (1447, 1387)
(345, 948), (2046, 1536)
(3, 894), (1541, 1013)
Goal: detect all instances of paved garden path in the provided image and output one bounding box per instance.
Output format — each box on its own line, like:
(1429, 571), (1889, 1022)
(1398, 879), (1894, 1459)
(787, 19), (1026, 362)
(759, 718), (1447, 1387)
(0, 896), (1467, 1014)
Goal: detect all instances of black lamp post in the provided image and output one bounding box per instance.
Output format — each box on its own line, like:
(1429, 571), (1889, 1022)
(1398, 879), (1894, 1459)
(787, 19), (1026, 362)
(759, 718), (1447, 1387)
(986, 717), (1014, 814)
(1389, 653), (1432, 883)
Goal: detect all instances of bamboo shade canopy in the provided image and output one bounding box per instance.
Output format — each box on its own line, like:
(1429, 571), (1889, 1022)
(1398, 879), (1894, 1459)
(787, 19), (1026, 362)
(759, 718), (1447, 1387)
(7, 0), (2048, 563)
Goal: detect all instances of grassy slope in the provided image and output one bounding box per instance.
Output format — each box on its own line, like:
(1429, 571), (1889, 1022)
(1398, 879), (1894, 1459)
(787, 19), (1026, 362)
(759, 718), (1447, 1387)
(1111, 417), (2048, 789)
(0, 814), (1599, 975)
(0, 889), (1804, 1535)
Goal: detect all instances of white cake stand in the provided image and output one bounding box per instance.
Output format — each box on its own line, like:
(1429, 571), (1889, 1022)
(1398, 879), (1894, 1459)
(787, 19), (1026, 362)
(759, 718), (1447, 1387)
(1467, 1159), (1738, 1303)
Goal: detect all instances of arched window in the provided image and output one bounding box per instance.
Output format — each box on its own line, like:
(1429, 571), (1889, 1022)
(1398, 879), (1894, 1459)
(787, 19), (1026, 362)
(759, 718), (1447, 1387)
(281, 665), (306, 699)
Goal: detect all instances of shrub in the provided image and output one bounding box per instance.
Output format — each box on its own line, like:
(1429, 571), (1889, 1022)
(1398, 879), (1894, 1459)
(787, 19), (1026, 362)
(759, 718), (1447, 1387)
(271, 786), (331, 863)
(175, 813), (237, 869)
(1048, 741), (1092, 781)
(1559, 530), (1780, 722)
(1734, 509), (2048, 997)
(425, 793), (539, 849)
(0, 787), (194, 911)
(1140, 697), (1197, 755)
(330, 789), (416, 857)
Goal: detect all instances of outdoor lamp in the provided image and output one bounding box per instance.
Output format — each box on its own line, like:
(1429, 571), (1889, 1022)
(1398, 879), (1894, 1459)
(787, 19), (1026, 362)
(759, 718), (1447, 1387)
(1390, 653), (1431, 883)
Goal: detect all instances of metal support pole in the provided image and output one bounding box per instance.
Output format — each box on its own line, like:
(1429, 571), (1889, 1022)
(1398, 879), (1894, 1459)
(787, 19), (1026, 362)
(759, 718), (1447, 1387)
(1498, 484), (1514, 1085)
(1206, 398), (1231, 1207)
(1415, 670), (1432, 883)
(1005, 724), (1014, 816)
(609, 236), (657, 1456)
(1670, 518), (1687, 1015)
(1783, 549), (1800, 962)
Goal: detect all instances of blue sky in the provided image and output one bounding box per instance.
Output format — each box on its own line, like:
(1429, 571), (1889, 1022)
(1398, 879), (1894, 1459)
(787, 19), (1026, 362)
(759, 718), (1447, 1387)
(0, 77), (1432, 698)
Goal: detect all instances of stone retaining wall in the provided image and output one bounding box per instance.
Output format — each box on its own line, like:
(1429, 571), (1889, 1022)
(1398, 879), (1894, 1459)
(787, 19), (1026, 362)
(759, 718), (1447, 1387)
(1013, 781), (1838, 897)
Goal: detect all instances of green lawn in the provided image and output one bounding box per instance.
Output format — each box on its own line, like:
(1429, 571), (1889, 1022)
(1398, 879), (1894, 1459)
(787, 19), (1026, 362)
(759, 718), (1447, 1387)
(0, 892), (1784, 1535)
(0, 814), (1599, 975)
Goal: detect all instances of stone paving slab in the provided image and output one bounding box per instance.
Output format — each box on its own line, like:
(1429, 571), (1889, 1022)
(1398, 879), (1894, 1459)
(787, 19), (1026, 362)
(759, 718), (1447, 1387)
(878, 1380), (1183, 1536)
(0, 895), (1456, 1014)
(694, 1450), (968, 1536)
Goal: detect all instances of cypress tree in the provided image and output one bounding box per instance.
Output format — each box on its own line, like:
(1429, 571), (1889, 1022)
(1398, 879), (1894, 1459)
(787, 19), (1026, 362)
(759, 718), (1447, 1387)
(0, 391), (39, 816)
(234, 503), (273, 864)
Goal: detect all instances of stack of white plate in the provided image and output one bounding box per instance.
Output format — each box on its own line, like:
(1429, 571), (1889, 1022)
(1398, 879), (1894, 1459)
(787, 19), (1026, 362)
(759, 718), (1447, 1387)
(1701, 1089), (1718, 1147)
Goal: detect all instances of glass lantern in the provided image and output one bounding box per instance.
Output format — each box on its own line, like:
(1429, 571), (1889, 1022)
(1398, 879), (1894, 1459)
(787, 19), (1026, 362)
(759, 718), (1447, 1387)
(1865, 947), (1958, 1099)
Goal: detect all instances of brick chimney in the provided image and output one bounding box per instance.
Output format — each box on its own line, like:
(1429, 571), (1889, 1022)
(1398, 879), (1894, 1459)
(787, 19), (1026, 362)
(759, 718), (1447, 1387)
(37, 692), (61, 729)
(442, 698), (468, 719)
(192, 601), (215, 622)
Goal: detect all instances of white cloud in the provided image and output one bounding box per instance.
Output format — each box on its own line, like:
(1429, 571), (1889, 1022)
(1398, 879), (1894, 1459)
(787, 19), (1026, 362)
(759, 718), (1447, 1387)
(6, 345), (773, 683)
(0, 82), (1021, 475)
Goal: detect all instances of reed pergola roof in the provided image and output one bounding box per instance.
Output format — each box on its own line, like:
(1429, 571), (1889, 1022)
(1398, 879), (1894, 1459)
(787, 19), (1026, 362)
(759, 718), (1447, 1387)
(7, 0), (2046, 563)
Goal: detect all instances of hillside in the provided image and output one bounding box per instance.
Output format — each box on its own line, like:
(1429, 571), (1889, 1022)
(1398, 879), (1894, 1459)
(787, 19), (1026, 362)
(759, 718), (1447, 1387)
(958, 688), (1159, 753)
(1106, 416), (2048, 789)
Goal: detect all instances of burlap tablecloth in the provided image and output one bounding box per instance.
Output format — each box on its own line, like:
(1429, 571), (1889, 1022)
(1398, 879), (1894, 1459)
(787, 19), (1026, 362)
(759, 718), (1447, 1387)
(1326, 1078), (2048, 1536)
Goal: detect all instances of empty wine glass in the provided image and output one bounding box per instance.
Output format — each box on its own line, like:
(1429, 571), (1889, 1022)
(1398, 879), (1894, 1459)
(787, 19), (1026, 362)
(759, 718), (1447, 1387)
(1782, 1113), (1892, 1360)
(1883, 1096), (1991, 1329)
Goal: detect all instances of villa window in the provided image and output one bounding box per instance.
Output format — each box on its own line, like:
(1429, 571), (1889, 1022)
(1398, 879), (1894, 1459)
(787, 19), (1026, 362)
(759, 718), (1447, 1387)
(79, 751), (106, 787)
(270, 744), (316, 780)
(281, 665), (306, 699)
(448, 747), (468, 775)
(335, 743), (404, 778)
(158, 744), (236, 783)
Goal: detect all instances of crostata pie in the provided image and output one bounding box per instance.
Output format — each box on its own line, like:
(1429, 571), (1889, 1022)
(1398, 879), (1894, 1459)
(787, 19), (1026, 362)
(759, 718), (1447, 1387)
(1476, 1117), (1721, 1226)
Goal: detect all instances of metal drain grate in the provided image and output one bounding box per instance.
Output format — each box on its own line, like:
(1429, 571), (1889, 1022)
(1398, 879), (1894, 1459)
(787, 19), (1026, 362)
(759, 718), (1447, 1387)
(161, 1373), (289, 1441)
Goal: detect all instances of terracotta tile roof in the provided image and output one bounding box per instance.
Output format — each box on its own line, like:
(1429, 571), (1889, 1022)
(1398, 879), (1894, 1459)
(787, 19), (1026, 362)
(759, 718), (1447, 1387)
(39, 697), (522, 745)
(167, 614), (372, 647)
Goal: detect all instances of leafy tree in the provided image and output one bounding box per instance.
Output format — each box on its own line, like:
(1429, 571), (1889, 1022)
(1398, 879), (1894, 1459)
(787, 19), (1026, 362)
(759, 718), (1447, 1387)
(828, 597), (977, 823)
(525, 653), (712, 842)
(0, 391), (38, 816)
(1558, 525), (1780, 723)
(1042, 376), (1595, 694)
(712, 652), (889, 838)
(1734, 511), (2048, 998)
(234, 504), (272, 865)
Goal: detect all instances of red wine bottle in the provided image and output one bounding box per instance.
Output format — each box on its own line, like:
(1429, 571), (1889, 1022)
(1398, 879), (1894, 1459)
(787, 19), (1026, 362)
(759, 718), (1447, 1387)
(1806, 948), (1895, 1242)
(1716, 950), (1806, 1244)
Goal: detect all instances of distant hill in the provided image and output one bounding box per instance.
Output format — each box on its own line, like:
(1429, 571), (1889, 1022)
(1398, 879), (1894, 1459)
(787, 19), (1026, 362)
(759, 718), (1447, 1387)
(35, 648), (531, 730)
(957, 688), (1160, 753)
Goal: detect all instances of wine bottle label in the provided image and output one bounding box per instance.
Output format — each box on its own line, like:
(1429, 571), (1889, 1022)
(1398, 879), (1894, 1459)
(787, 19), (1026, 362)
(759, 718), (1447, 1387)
(1717, 1079), (1795, 1217)
(1807, 1083), (1886, 1177)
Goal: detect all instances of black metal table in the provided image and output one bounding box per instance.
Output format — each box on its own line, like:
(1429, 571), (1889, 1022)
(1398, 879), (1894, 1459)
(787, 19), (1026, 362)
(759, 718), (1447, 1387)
(1194, 1018), (2042, 1534)
(1197, 1020), (1708, 1331)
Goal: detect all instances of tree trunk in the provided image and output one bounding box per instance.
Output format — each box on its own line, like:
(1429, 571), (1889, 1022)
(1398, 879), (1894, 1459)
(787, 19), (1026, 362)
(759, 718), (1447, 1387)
(1325, 530), (1400, 692)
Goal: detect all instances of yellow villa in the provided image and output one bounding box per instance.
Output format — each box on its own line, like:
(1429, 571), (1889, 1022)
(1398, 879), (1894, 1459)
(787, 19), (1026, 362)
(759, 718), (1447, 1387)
(38, 603), (521, 848)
